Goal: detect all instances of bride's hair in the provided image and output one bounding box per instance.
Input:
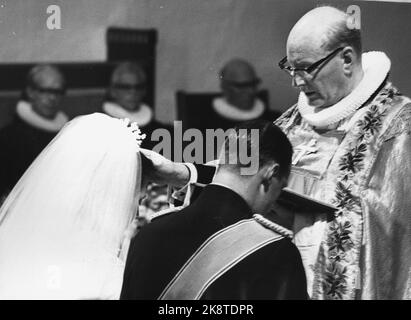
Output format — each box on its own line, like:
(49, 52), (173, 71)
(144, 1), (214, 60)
(0, 113), (144, 298)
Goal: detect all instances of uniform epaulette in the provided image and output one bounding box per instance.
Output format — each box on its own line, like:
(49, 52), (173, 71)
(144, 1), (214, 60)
(253, 214), (293, 239)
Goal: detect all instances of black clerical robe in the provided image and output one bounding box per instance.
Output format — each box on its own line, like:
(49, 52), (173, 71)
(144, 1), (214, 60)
(120, 184), (307, 300)
(0, 116), (58, 197)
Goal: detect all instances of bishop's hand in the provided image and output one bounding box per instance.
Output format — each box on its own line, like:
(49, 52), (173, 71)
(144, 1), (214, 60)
(139, 148), (190, 188)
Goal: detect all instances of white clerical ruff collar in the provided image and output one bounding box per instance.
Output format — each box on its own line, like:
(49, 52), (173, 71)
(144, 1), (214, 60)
(16, 100), (69, 132)
(212, 97), (265, 121)
(102, 101), (153, 127)
(297, 51), (391, 128)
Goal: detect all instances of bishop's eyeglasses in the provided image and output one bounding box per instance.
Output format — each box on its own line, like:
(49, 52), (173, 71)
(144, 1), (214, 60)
(278, 47), (344, 79)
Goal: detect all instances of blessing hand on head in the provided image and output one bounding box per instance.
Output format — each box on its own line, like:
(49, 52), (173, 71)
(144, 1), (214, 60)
(139, 148), (190, 188)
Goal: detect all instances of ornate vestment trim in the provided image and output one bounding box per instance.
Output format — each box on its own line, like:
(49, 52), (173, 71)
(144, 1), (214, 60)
(311, 83), (402, 300)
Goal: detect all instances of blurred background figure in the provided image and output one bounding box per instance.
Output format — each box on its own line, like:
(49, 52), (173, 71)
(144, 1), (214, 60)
(0, 64), (68, 199)
(209, 58), (279, 130)
(139, 183), (169, 219)
(103, 61), (170, 151)
(178, 58), (280, 163)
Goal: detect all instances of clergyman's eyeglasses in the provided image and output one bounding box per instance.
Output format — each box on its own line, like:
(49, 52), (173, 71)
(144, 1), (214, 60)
(278, 47), (344, 79)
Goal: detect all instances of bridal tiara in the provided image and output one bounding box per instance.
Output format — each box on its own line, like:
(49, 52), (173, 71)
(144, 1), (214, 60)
(120, 118), (146, 147)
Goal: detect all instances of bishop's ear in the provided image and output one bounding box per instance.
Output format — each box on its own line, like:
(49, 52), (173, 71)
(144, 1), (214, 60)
(342, 47), (356, 74)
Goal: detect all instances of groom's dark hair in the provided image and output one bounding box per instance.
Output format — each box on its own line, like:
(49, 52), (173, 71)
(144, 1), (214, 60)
(219, 119), (293, 178)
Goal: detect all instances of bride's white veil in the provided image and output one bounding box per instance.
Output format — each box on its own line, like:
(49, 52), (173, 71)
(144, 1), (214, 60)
(0, 113), (144, 299)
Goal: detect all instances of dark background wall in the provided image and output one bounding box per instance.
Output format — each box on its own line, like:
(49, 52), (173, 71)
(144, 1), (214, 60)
(0, 0), (410, 123)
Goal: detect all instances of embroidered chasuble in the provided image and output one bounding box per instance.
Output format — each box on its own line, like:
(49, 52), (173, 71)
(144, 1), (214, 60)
(285, 119), (348, 294)
(274, 51), (411, 300)
(288, 123), (346, 198)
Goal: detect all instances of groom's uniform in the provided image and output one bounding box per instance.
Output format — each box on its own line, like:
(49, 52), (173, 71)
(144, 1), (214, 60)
(120, 184), (307, 300)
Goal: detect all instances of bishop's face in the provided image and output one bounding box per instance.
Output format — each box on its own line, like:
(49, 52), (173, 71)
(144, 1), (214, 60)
(286, 43), (348, 109)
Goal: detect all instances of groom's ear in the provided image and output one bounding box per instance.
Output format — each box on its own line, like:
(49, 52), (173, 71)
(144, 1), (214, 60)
(264, 161), (280, 180)
(261, 161), (280, 191)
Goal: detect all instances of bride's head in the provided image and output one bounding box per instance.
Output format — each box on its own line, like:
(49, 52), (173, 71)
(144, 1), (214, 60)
(0, 113), (145, 254)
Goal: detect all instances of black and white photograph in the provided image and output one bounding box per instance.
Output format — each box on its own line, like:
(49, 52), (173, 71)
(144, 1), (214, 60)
(0, 0), (410, 306)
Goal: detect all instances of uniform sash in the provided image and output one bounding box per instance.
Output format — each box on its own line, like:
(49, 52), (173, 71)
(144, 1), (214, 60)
(158, 218), (283, 300)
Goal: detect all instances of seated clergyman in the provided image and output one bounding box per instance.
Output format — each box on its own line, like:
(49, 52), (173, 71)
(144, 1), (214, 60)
(203, 59), (280, 132)
(0, 64), (68, 198)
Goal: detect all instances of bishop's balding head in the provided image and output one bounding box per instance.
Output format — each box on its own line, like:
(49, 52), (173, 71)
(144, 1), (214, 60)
(283, 6), (363, 109)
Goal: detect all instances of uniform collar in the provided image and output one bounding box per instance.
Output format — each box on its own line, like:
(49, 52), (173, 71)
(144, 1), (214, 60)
(194, 184), (253, 222)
